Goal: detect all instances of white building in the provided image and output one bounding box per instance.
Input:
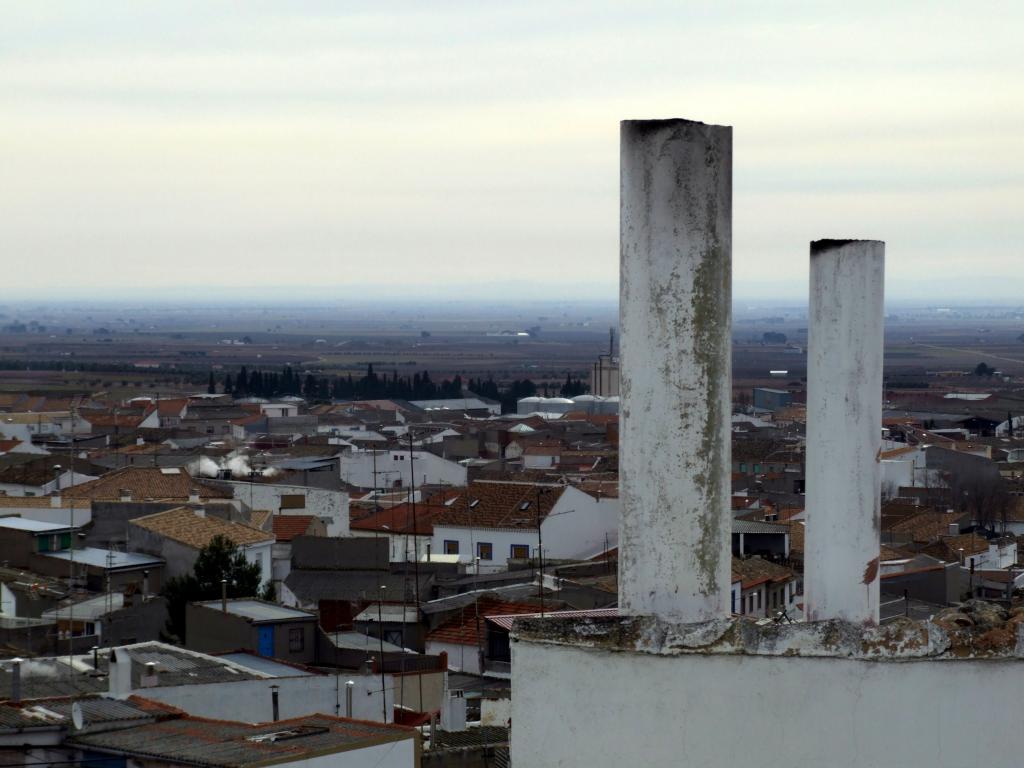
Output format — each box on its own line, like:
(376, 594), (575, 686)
(340, 449), (467, 490)
(222, 481), (349, 537)
(430, 482), (619, 572)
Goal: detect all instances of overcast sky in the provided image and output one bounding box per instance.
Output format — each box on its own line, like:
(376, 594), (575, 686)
(2, 2), (1021, 302)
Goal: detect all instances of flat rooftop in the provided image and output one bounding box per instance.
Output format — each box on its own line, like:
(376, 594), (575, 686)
(197, 599), (315, 623)
(0, 517), (72, 532)
(43, 547), (163, 570)
(68, 713), (414, 767)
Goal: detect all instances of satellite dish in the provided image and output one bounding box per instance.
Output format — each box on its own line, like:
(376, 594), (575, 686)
(71, 702), (84, 731)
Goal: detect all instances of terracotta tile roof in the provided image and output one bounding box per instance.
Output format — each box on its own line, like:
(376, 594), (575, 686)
(880, 446), (918, 459)
(922, 533), (991, 560)
(427, 598), (541, 646)
(272, 515), (316, 542)
(249, 510), (272, 530)
(63, 467), (232, 501)
(129, 507), (273, 549)
(574, 479), (619, 499)
(0, 456), (104, 487)
(432, 482), (565, 530)
(80, 410), (149, 428)
(157, 399), (188, 417)
(0, 496), (90, 509)
(887, 511), (964, 543)
(349, 489), (460, 536)
(880, 545), (914, 561)
(0, 440), (22, 453)
(784, 521), (805, 554)
(731, 556), (795, 589)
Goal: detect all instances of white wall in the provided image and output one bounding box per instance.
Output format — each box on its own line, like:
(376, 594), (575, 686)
(880, 459), (913, 498)
(427, 639), (481, 675)
(430, 488), (619, 571)
(243, 540), (274, 585)
(0, 583), (14, 616)
(430, 526), (538, 573)
(540, 488), (619, 560)
(134, 672), (395, 723)
(0, 470), (100, 498)
(350, 530), (431, 563)
(340, 450), (467, 490)
(513, 640), (1024, 767)
(481, 696), (511, 728)
(227, 482), (349, 537)
(277, 740), (416, 768)
(15, 503), (93, 527)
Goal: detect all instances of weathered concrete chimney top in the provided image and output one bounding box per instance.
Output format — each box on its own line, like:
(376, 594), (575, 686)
(618, 118), (732, 622)
(805, 238), (885, 624)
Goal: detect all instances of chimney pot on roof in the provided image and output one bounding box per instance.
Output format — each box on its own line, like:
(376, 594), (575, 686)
(10, 658), (22, 704)
(188, 488), (201, 504)
(194, 507), (206, 519)
(50, 495), (61, 508)
(119, 489), (132, 502)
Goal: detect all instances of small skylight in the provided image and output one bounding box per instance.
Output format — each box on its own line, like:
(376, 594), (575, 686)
(160, 468), (181, 475)
(469, 499), (480, 508)
(519, 501), (531, 511)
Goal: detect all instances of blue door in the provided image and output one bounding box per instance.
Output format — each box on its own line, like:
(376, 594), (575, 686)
(258, 625), (274, 657)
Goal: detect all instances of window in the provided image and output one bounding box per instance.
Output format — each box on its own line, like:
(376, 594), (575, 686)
(510, 544), (529, 560)
(739, 463), (747, 473)
(289, 627), (304, 652)
(477, 542), (493, 561)
(444, 540), (460, 555)
(280, 494), (306, 510)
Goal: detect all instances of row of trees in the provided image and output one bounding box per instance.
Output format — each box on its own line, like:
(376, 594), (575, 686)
(209, 365), (590, 412)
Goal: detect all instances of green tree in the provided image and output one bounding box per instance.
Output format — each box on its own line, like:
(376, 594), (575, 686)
(161, 534), (264, 643)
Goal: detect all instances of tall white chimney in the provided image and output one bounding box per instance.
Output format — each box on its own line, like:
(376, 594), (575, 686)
(805, 239), (885, 624)
(619, 119), (732, 622)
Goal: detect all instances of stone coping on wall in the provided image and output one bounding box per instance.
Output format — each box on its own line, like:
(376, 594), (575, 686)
(512, 601), (1024, 662)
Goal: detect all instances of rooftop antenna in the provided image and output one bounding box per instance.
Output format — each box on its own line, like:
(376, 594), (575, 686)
(609, 327), (614, 357)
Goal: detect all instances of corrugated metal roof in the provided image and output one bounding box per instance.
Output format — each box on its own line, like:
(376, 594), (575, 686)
(486, 608), (619, 631)
(732, 519), (791, 535)
(217, 653), (316, 678)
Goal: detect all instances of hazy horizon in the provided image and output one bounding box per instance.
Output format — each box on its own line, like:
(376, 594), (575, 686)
(3, 2), (1022, 298)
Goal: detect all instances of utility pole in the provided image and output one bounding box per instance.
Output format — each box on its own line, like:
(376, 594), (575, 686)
(536, 487), (546, 616)
(377, 584), (388, 722)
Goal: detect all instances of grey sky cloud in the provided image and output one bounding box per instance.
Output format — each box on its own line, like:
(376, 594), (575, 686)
(1, 1), (1021, 301)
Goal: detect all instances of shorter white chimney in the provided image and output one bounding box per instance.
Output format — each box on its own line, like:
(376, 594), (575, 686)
(194, 507), (206, 519)
(50, 496), (62, 508)
(949, 523), (960, 537)
(188, 488), (201, 504)
(108, 648), (132, 697)
(119, 489), (132, 502)
(140, 661), (159, 688)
